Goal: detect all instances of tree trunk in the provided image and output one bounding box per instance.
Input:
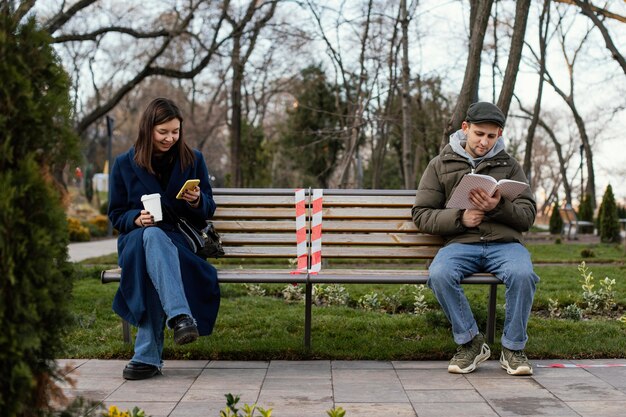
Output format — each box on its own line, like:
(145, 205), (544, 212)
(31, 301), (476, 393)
(400, 0), (414, 189)
(496, 0), (531, 115)
(442, 0), (494, 148)
(522, 0), (550, 181)
(230, 37), (243, 187)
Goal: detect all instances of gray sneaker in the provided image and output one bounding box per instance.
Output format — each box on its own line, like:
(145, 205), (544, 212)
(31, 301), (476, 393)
(500, 347), (533, 375)
(448, 333), (491, 374)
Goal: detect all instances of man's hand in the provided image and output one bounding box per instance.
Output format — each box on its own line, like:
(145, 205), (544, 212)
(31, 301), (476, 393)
(468, 188), (501, 212)
(461, 209), (485, 228)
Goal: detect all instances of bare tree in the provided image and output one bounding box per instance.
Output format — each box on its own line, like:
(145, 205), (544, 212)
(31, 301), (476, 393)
(571, 0), (626, 75)
(399, 0), (414, 189)
(496, 0), (531, 115)
(224, 0), (278, 187)
(522, 0), (551, 180)
(542, 8), (598, 207)
(442, 0), (494, 147)
(36, 1), (232, 136)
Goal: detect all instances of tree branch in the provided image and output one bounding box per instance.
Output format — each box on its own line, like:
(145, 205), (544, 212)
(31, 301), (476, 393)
(45, 0), (99, 34)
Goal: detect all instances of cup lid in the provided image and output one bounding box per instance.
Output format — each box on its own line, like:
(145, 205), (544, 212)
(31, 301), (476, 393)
(141, 193), (161, 201)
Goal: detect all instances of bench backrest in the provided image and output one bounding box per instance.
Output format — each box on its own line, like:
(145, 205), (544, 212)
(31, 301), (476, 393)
(319, 189), (443, 263)
(212, 188), (300, 259)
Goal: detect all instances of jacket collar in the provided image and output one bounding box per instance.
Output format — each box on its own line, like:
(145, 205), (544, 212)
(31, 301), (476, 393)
(127, 147), (189, 202)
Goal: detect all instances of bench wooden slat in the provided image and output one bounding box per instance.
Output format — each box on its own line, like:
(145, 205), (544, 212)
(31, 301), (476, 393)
(322, 233), (443, 246)
(212, 220), (296, 232)
(321, 195), (415, 207)
(322, 246), (440, 258)
(310, 270), (499, 284)
(214, 208), (297, 218)
(321, 207), (412, 219)
(222, 233), (298, 245)
(215, 195), (295, 206)
(101, 268), (307, 284)
(321, 221), (418, 232)
(223, 246), (298, 257)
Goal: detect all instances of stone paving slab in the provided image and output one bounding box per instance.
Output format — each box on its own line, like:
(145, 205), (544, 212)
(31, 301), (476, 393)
(56, 358), (626, 416)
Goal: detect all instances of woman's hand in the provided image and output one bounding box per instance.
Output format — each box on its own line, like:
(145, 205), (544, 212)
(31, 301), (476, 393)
(182, 185), (201, 208)
(135, 210), (155, 227)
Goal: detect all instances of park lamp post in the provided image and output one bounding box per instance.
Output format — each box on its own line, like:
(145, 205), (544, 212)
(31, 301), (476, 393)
(106, 115), (114, 237)
(579, 144), (584, 200)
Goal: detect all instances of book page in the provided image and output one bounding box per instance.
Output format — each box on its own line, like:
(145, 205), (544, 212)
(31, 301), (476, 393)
(496, 179), (529, 201)
(446, 174), (529, 210)
(446, 174), (497, 210)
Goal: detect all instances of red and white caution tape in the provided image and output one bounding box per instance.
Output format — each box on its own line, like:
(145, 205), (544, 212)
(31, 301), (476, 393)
(309, 188), (323, 274)
(536, 363), (626, 368)
(291, 188), (308, 275)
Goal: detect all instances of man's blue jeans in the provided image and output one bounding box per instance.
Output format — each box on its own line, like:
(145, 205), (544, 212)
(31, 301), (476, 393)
(132, 227), (193, 367)
(428, 242), (539, 351)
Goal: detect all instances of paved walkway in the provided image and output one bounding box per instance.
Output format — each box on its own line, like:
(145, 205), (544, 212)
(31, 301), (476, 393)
(68, 238), (117, 262)
(57, 358), (626, 417)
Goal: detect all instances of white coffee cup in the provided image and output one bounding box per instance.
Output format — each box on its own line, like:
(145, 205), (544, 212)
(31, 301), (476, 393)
(140, 193), (163, 222)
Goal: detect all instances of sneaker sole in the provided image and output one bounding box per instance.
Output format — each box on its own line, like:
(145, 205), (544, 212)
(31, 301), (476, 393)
(448, 343), (491, 374)
(500, 356), (533, 376)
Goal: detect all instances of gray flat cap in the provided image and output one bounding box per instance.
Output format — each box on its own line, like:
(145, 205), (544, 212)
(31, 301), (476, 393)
(465, 102), (505, 128)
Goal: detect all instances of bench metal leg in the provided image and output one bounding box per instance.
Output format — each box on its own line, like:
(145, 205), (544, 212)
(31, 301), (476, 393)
(122, 320), (131, 344)
(486, 284), (498, 345)
(304, 282), (312, 351)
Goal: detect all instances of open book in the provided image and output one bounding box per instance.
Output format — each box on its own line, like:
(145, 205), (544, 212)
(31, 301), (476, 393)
(446, 173), (530, 210)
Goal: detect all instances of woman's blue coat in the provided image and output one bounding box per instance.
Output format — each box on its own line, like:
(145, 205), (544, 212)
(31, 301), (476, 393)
(108, 147), (220, 336)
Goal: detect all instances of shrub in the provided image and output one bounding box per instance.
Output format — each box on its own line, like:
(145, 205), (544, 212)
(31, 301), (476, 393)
(580, 248), (595, 258)
(85, 215), (109, 238)
(67, 217), (91, 242)
(0, 12), (79, 416)
(597, 184), (620, 243)
(549, 200), (563, 235)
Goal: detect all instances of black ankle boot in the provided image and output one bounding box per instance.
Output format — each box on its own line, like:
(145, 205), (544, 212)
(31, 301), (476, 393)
(171, 314), (199, 345)
(122, 362), (161, 380)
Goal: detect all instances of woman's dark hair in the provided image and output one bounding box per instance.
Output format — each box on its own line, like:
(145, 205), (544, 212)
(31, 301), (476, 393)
(134, 97), (195, 173)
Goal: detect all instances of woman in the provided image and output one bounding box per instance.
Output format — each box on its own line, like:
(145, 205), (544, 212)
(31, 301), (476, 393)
(108, 98), (220, 380)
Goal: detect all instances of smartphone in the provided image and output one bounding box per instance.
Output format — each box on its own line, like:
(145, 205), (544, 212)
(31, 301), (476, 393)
(176, 179), (200, 199)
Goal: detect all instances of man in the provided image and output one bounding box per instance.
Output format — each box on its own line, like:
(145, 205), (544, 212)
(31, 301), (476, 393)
(412, 102), (538, 376)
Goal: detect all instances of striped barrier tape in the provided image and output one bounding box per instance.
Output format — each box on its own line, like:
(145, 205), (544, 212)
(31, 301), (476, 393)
(536, 363), (626, 368)
(291, 188), (308, 275)
(309, 188), (323, 274)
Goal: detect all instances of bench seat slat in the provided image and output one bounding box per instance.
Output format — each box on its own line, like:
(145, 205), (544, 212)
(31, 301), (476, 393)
(102, 268), (307, 284)
(310, 270), (499, 285)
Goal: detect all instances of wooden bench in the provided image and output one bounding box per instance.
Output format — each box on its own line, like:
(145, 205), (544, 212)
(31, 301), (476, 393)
(558, 204), (594, 240)
(102, 188), (503, 349)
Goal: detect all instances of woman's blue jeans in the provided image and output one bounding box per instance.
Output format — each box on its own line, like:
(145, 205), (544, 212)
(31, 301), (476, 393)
(132, 227), (193, 367)
(428, 242), (539, 351)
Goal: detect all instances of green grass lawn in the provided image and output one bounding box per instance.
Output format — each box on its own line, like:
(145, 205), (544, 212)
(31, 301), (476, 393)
(64, 243), (626, 360)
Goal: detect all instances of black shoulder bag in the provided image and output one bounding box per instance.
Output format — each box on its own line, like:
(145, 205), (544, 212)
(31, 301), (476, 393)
(176, 217), (225, 259)
(163, 205), (225, 258)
